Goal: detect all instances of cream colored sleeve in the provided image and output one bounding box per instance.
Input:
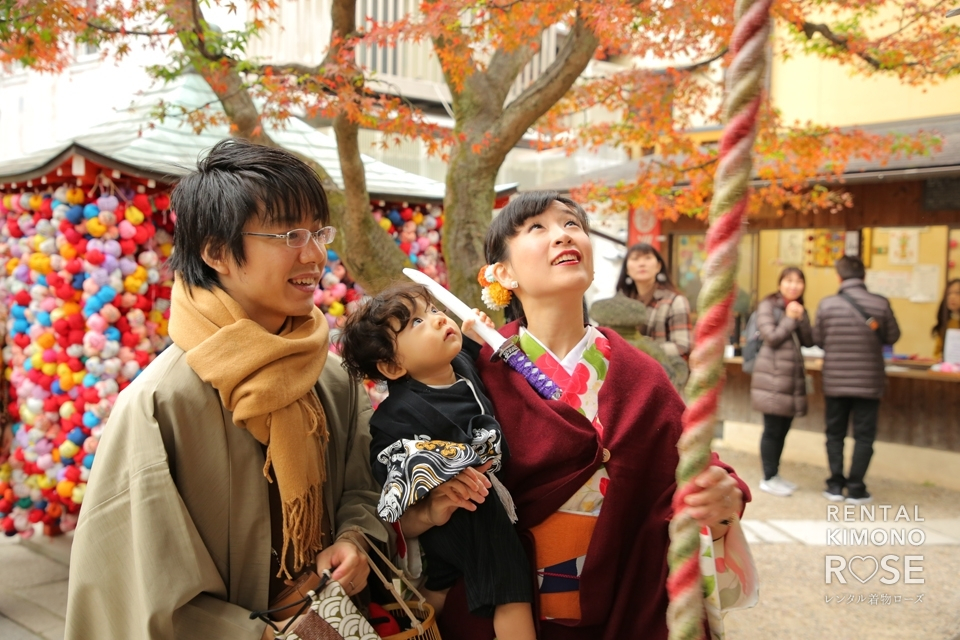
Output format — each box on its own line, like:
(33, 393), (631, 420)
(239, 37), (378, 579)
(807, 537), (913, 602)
(65, 396), (266, 640)
(334, 378), (390, 546)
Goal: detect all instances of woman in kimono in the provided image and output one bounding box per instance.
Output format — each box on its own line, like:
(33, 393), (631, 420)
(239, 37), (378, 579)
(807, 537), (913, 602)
(65, 140), (387, 640)
(401, 191), (757, 640)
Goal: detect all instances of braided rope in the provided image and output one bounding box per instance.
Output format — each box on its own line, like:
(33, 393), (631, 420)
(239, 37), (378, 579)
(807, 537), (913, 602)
(666, 1), (772, 638)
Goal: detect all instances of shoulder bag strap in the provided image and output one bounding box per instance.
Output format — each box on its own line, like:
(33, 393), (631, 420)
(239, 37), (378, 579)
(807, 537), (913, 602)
(838, 292), (881, 338)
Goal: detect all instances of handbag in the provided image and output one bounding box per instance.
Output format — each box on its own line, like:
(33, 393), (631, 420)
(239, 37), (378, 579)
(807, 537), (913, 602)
(251, 531), (437, 640)
(268, 569), (327, 622)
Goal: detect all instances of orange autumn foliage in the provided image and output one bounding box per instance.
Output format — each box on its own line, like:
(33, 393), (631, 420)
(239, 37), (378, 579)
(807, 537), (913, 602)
(4, 0), (957, 225)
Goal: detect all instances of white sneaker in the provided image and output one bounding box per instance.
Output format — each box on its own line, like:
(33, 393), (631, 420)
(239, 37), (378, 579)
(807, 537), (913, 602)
(760, 475), (794, 497)
(778, 476), (798, 490)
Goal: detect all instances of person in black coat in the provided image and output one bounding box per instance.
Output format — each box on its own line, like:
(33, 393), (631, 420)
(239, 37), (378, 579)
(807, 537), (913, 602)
(338, 282), (534, 640)
(814, 256), (901, 505)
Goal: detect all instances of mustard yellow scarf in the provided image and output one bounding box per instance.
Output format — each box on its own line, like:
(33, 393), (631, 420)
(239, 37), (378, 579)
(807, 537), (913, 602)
(168, 280), (329, 577)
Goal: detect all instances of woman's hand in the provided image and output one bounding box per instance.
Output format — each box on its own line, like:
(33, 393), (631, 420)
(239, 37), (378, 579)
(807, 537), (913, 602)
(398, 461), (493, 537)
(462, 310), (496, 344)
(316, 539), (369, 596)
(684, 466), (743, 537)
(785, 301), (804, 320)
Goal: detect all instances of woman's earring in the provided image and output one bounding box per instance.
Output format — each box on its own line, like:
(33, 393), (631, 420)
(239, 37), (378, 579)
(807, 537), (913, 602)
(625, 276), (633, 285)
(656, 272), (667, 284)
(510, 280), (518, 289)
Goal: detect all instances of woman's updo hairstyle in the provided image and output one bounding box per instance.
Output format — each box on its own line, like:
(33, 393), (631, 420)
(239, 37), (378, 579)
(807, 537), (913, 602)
(484, 190), (590, 322)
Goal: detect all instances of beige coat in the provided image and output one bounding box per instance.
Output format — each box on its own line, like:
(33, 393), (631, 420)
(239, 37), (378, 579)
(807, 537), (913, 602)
(65, 345), (387, 639)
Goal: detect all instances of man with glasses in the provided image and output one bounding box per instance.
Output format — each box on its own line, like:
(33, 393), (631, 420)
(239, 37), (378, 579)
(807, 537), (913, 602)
(66, 139), (388, 639)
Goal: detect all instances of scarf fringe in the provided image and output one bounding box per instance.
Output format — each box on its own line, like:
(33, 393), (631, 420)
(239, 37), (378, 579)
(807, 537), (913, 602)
(277, 484), (325, 579)
(272, 396), (330, 578)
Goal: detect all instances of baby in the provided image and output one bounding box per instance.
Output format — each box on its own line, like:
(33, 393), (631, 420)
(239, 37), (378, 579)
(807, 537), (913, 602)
(338, 282), (534, 640)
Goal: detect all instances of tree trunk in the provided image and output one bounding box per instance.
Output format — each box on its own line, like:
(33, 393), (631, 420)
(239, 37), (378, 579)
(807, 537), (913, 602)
(327, 0), (409, 294)
(438, 15), (600, 313)
(333, 113), (411, 292)
(443, 136), (502, 312)
(442, 79), (507, 312)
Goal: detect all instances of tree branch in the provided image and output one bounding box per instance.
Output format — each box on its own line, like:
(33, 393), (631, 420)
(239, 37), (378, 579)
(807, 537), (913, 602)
(85, 21), (171, 37)
(800, 21), (884, 70)
(257, 61), (324, 76)
(652, 156), (718, 174)
(492, 12), (599, 156)
(328, 0), (409, 292)
(677, 47), (728, 72)
(427, 0), (478, 101)
(164, 0), (274, 144)
(483, 32), (541, 106)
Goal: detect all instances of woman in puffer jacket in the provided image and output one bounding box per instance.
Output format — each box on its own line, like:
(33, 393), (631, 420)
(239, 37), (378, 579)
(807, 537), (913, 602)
(750, 267), (814, 497)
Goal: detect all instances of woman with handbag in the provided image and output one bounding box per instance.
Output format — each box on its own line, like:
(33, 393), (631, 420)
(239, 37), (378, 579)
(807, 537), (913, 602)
(400, 191), (757, 640)
(749, 267), (814, 498)
(65, 140), (389, 640)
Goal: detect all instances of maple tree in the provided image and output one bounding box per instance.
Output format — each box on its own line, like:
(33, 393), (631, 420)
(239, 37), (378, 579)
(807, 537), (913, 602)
(2, 0), (80, 71)
(3, 0), (958, 309)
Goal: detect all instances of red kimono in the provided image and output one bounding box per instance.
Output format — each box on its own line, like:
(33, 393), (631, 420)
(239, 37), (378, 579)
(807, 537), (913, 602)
(438, 324), (750, 639)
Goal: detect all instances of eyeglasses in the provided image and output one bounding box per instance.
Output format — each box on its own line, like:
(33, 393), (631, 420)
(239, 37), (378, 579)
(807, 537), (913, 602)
(241, 226), (337, 248)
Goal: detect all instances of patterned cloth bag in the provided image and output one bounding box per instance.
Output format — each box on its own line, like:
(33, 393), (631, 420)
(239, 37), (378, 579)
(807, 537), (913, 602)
(271, 571), (381, 640)
(253, 532), (433, 640)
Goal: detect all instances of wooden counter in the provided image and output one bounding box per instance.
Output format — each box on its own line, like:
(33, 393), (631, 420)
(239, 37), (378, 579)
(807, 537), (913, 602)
(719, 357), (960, 452)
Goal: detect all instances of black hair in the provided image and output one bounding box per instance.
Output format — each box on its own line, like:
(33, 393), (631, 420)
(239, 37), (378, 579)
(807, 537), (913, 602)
(615, 242), (679, 298)
(932, 278), (960, 340)
(168, 139), (330, 289)
(769, 266), (806, 306)
(835, 255), (866, 281)
(338, 282), (433, 383)
(483, 190), (590, 321)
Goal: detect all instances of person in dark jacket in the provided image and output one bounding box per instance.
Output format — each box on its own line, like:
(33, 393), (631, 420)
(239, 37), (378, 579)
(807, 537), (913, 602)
(750, 267), (814, 497)
(814, 256), (901, 505)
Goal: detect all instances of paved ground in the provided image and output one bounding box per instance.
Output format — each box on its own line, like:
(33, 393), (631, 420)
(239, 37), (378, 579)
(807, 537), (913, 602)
(1, 444), (958, 639)
(717, 446), (960, 640)
(0, 533), (68, 640)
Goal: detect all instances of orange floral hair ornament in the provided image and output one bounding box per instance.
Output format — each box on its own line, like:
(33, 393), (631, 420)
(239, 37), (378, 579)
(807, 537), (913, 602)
(478, 264), (511, 311)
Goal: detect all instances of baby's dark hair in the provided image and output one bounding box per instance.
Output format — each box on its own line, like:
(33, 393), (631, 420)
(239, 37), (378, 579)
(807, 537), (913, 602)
(338, 282), (433, 382)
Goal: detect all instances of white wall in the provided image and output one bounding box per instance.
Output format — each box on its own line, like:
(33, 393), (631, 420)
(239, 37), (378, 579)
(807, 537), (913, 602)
(0, 55), (160, 158)
(0, 5), (243, 160)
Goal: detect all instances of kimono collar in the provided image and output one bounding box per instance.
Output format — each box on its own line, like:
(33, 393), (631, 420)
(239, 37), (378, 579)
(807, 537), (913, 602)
(519, 325), (593, 376)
